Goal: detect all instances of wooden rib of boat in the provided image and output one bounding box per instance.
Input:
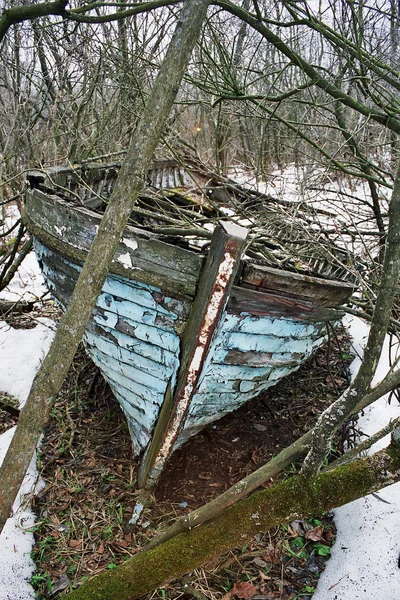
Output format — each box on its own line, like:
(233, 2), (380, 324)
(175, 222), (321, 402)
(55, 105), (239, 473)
(24, 157), (353, 493)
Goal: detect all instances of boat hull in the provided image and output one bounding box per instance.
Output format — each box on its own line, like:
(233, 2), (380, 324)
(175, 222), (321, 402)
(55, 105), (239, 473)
(24, 161), (353, 490)
(34, 238), (328, 454)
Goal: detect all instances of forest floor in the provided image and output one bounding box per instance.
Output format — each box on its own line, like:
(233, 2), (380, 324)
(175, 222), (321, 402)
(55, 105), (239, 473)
(0, 303), (356, 600)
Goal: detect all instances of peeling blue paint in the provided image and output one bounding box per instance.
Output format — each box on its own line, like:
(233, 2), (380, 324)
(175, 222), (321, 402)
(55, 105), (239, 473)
(180, 310), (327, 444)
(34, 237), (330, 458)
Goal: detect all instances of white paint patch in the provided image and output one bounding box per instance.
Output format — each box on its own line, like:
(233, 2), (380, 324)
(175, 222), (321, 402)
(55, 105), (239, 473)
(122, 238), (138, 251)
(118, 252), (133, 269)
(54, 225), (66, 237)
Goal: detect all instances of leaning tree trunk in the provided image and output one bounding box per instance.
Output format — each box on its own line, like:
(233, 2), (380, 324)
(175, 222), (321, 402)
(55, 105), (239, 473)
(61, 436), (400, 600)
(0, 0), (211, 533)
(301, 156), (400, 475)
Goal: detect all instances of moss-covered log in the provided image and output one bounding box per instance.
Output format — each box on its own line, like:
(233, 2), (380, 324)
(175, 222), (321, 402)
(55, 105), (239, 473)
(63, 443), (400, 600)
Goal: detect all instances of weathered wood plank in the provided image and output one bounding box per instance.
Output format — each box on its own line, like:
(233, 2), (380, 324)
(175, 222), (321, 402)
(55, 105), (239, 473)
(24, 189), (203, 298)
(85, 322), (178, 369)
(229, 286), (343, 321)
(97, 366), (164, 410)
(136, 221), (248, 499)
(221, 349), (303, 367)
(83, 329), (177, 376)
(241, 263), (353, 307)
(85, 346), (167, 394)
(220, 331), (325, 354)
(220, 312), (322, 338)
(35, 240), (186, 348)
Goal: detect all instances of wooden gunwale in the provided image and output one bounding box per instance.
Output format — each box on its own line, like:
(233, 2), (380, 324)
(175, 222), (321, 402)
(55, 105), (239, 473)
(241, 263), (353, 306)
(23, 188), (202, 300)
(229, 287), (343, 322)
(24, 185), (353, 312)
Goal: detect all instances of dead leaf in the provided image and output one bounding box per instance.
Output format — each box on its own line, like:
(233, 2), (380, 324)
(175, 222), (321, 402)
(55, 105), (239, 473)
(230, 581), (257, 599)
(253, 557), (267, 568)
(49, 514), (60, 525)
(124, 531), (132, 544)
(113, 539), (130, 548)
(286, 525), (300, 538)
(263, 543), (281, 565)
(251, 448), (260, 464)
(305, 525), (324, 541)
(69, 539), (83, 549)
(325, 529), (334, 542)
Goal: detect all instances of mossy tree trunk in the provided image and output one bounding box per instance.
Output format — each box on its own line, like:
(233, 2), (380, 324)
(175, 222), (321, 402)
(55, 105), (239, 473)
(0, 0), (67, 42)
(0, 0), (211, 533)
(61, 437), (400, 600)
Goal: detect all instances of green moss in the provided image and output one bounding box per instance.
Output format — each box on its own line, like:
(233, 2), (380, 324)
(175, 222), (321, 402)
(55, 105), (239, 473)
(64, 448), (400, 600)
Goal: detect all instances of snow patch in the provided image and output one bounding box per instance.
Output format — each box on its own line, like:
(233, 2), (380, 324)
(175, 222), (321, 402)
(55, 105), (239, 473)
(313, 315), (400, 600)
(0, 241), (56, 599)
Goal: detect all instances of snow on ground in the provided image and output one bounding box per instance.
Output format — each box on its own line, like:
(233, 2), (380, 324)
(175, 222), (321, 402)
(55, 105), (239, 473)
(1, 251), (52, 304)
(0, 172), (399, 598)
(0, 430), (45, 600)
(0, 239), (55, 599)
(313, 315), (400, 600)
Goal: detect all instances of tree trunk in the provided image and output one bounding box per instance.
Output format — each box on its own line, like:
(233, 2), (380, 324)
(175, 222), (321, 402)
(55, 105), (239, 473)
(301, 156), (400, 474)
(0, 0), (211, 533)
(61, 440), (400, 600)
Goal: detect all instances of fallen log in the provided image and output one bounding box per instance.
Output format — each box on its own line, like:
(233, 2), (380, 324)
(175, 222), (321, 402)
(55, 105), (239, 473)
(63, 437), (400, 600)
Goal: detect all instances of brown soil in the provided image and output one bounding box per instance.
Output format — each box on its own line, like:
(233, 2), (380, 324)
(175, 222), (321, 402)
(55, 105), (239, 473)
(2, 325), (354, 600)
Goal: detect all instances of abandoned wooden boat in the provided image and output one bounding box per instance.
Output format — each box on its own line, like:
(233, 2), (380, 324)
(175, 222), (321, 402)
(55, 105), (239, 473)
(24, 157), (353, 491)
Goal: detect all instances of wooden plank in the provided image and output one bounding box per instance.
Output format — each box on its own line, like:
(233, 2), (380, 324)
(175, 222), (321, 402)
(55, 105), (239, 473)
(229, 285), (344, 322)
(24, 188), (203, 298)
(218, 312), (321, 338)
(241, 263), (353, 307)
(85, 322), (178, 369)
(221, 349), (303, 367)
(35, 239), (190, 323)
(135, 221), (248, 503)
(35, 245), (183, 353)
